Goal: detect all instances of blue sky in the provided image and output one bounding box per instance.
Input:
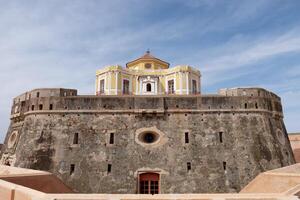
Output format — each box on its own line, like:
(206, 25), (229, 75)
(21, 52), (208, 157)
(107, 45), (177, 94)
(0, 0), (300, 142)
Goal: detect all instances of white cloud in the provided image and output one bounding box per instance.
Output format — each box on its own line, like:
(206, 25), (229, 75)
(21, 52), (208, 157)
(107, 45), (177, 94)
(0, 1), (299, 141)
(182, 28), (300, 90)
(202, 30), (300, 73)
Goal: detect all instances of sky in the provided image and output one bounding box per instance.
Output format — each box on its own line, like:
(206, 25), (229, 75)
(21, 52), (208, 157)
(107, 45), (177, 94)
(0, 0), (300, 142)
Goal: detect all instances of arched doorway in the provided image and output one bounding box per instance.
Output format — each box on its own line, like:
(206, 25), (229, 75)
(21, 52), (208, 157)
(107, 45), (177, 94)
(146, 83), (152, 92)
(139, 173), (159, 194)
(139, 76), (158, 95)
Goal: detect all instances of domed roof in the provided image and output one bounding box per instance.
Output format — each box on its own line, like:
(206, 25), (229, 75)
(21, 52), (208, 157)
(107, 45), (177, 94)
(140, 50), (156, 59)
(126, 51), (170, 69)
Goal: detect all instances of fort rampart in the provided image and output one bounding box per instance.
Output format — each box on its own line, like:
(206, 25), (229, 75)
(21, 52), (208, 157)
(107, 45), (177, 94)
(0, 87), (295, 193)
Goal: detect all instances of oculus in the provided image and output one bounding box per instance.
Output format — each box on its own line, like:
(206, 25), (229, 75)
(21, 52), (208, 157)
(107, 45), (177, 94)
(139, 132), (159, 144)
(135, 126), (167, 147)
(145, 63), (152, 69)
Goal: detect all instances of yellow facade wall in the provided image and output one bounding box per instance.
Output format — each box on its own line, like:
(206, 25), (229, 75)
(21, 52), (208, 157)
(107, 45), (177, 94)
(160, 76), (166, 93)
(182, 72), (187, 90)
(95, 64), (201, 95)
(176, 73), (180, 91)
(120, 73), (131, 94)
(111, 72), (116, 90)
(126, 59), (169, 70)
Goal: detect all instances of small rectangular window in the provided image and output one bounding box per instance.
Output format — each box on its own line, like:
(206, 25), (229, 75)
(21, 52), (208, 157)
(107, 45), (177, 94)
(255, 103), (258, 109)
(123, 80), (130, 95)
(244, 103), (247, 109)
(107, 164), (112, 173)
(99, 79), (105, 94)
(49, 104), (53, 110)
(70, 164), (75, 175)
(185, 132), (189, 143)
(37, 92), (40, 98)
(192, 80), (197, 94)
(31, 105), (35, 111)
(73, 133), (79, 144)
(187, 162), (191, 171)
(219, 132), (223, 143)
(39, 104), (43, 110)
(223, 161), (227, 171)
(109, 133), (114, 144)
(167, 80), (174, 94)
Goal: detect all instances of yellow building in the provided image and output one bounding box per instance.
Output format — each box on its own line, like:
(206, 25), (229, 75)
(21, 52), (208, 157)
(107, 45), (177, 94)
(95, 51), (201, 95)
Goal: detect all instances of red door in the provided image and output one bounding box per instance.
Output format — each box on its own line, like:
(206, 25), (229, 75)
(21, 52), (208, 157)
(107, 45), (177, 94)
(139, 173), (159, 194)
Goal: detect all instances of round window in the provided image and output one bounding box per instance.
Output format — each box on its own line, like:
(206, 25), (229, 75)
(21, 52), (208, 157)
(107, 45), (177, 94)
(135, 127), (167, 147)
(145, 63), (152, 69)
(139, 132), (159, 144)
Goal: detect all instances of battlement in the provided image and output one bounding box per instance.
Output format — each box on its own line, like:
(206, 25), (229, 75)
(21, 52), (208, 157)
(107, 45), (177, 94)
(218, 87), (280, 100)
(13, 88), (77, 103)
(10, 87), (283, 121)
(2, 86), (294, 193)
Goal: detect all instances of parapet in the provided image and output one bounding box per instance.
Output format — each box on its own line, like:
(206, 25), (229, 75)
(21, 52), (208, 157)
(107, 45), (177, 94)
(218, 87), (280, 100)
(9, 88), (284, 122)
(11, 88), (77, 117)
(13, 88), (77, 104)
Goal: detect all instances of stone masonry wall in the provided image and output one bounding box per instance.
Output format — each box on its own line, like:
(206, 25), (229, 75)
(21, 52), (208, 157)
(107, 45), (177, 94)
(0, 88), (295, 193)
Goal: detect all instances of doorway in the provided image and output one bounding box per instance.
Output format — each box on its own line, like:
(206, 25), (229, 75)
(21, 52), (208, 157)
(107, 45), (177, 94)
(139, 173), (159, 194)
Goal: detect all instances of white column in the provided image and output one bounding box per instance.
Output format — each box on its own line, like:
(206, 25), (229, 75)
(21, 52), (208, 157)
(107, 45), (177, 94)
(140, 78), (143, 95)
(136, 76), (139, 95)
(165, 77), (167, 94)
(186, 72), (189, 95)
(199, 77), (201, 94)
(180, 72), (183, 94)
(158, 76), (161, 94)
(98, 77), (102, 94)
(174, 73), (177, 95)
(95, 76), (98, 95)
(129, 75), (132, 93)
(155, 78), (158, 94)
(116, 71), (119, 95)
(108, 72), (112, 95)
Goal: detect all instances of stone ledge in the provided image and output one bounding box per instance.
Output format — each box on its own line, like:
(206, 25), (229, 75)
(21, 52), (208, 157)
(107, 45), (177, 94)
(12, 109), (283, 116)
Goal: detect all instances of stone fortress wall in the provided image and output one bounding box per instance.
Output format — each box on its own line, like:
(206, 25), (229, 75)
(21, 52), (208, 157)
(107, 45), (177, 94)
(0, 87), (295, 193)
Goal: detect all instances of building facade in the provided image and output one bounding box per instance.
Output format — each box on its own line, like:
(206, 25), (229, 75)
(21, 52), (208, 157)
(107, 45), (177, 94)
(288, 133), (300, 163)
(95, 51), (201, 95)
(0, 53), (295, 194)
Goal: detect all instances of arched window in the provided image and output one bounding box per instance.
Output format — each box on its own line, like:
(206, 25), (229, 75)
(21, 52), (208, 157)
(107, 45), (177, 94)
(146, 83), (151, 92)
